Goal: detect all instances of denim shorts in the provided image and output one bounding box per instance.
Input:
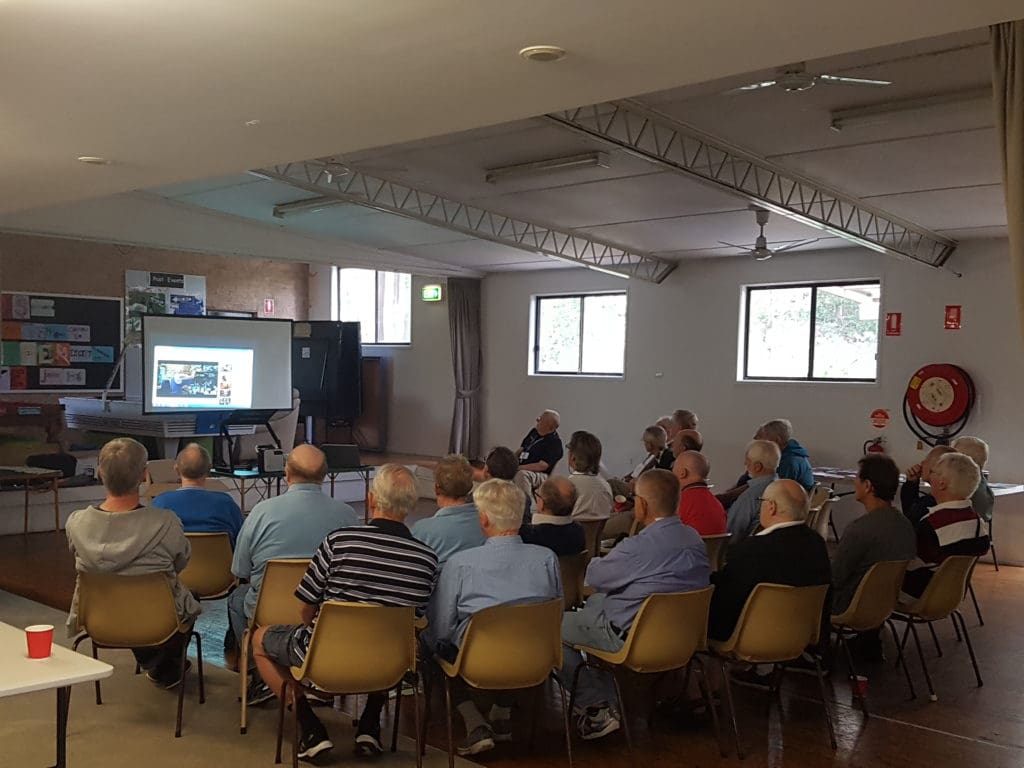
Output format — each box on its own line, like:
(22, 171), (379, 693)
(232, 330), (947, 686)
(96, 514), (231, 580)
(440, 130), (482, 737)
(261, 624), (304, 667)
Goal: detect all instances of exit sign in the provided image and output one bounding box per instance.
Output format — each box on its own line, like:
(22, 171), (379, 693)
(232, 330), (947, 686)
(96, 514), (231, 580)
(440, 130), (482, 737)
(421, 284), (443, 302)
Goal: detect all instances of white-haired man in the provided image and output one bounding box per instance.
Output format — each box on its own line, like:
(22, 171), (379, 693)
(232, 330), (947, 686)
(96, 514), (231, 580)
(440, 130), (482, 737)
(952, 436), (994, 523)
(726, 440), (781, 545)
(425, 479), (561, 756)
(903, 453), (990, 599)
(253, 464), (439, 760)
(518, 409), (563, 474)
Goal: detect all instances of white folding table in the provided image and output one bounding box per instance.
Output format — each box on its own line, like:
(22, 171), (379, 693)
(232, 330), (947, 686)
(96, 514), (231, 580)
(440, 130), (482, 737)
(0, 622), (113, 768)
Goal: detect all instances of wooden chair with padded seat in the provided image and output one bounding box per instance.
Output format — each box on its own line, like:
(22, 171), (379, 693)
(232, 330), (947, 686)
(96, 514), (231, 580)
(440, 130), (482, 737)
(179, 532), (235, 600)
(240, 558), (310, 735)
(71, 571), (205, 738)
(559, 551), (589, 611)
(830, 560), (912, 713)
(426, 599), (571, 768)
(701, 533), (731, 573)
(568, 587), (722, 755)
(579, 519), (607, 560)
(274, 602), (421, 768)
(890, 555), (983, 702)
(709, 583), (834, 759)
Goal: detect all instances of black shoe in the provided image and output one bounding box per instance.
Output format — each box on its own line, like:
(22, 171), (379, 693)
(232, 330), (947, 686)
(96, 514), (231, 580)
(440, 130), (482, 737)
(245, 677), (275, 707)
(354, 729), (383, 757)
(298, 722), (334, 762)
(147, 659), (191, 689)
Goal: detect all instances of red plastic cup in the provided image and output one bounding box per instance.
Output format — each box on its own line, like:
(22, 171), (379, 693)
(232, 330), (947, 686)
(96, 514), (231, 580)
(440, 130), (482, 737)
(613, 494), (628, 512)
(25, 624), (54, 659)
(852, 674), (868, 700)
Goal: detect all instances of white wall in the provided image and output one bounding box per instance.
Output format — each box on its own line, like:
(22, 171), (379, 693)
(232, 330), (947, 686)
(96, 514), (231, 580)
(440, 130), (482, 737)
(481, 239), (1023, 482)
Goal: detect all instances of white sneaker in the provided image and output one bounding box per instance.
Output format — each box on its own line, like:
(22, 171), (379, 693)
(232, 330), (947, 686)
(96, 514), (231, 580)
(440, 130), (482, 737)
(576, 705), (621, 740)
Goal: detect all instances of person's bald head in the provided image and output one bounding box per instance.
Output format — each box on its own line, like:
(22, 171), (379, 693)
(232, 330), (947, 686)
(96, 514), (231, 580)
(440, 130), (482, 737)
(536, 409), (560, 436)
(634, 469), (680, 522)
(759, 479), (809, 529)
(285, 444), (328, 485)
(673, 450), (710, 485)
(175, 442), (212, 482)
(536, 476), (577, 517)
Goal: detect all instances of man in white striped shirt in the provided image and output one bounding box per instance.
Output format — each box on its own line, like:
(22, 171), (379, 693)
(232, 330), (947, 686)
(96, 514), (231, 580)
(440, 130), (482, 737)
(253, 464), (438, 761)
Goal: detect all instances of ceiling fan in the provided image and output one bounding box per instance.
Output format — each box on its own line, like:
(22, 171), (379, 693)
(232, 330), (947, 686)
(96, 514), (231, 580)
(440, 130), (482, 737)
(719, 208), (820, 260)
(726, 62), (892, 94)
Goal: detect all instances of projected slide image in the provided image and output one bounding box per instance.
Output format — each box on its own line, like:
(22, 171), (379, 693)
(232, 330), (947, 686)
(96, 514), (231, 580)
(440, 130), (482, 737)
(151, 345), (254, 410)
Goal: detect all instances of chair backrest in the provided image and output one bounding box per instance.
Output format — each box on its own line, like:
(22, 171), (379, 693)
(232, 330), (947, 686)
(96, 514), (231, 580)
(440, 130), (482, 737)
(720, 583), (829, 663)
(628, 515), (645, 537)
(911, 555), (978, 621)
(252, 559), (311, 628)
(701, 533), (731, 573)
(833, 559), (909, 630)
(146, 459), (179, 484)
(297, 602), (416, 693)
(453, 599), (563, 690)
(808, 484), (830, 510)
(579, 519), (607, 559)
(558, 551), (588, 610)
(619, 587), (714, 673)
(78, 571), (181, 647)
(179, 533), (235, 598)
(806, 498), (833, 541)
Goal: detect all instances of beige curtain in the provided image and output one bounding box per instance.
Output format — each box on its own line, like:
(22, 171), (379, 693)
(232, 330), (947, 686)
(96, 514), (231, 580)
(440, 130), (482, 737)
(992, 21), (1024, 342)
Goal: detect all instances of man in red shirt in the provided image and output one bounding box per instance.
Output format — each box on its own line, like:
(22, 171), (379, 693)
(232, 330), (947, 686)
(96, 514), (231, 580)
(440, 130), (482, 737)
(674, 451), (727, 535)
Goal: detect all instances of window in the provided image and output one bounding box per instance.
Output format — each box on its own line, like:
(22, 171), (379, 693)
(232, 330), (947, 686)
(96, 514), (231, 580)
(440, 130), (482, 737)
(335, 268), (412, 344)
(742, 281), (880, 381)
(532, 292), (627, 375)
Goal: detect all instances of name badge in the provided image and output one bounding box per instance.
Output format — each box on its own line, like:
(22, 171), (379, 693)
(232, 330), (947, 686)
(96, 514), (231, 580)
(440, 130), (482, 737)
(520, 451), (530, 462)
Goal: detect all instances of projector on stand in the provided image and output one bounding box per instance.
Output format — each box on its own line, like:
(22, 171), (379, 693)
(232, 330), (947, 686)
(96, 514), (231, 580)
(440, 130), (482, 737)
(257, 445), (287, 473)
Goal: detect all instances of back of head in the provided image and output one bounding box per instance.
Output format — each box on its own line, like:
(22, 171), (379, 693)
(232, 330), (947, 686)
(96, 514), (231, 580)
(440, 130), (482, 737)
(537, 477), (576, 517)
(764, 478), (809, 522)
(371, 463), (419, 520)
(759, 419), (793, 446)
(745, 439), (781, 474)
(656, 415), (675, 436)
(642, 424), (668, 452)
(176, 442), (211, 481)
(567, 430), (602, 474)
(485, 446), (519, 481)
(475, 478), (526, 532)
(678, 429), (703, 452)
(286, 444), (328, 484)
(932, 453), (981, 500)
(952, 436), (989, 471)
(856, 453), (900, 502)
(675, 450), (710, 481)
(434, 453), (474, 499)
(672, 409), (699, 431)
(99, 437), (148, 496)
(635, 469), (680, 519)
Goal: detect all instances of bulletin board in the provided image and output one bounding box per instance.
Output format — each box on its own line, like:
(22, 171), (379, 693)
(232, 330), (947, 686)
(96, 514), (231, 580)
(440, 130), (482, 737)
(0, 292), (124, 393)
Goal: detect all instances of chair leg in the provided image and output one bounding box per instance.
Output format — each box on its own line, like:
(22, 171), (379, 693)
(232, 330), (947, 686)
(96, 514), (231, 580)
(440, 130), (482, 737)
(240, 628), (250, 734)
(968, 583), (985, 626)
(390, 681), (403, 753)
(192, 631), (205, 704)
(443, 675), (455, 768)
(951, 615), (962, 642)
(812, 656), (837, 750)
(927, 621), (942, 658)
(838, 634), (868, 719)
(909, 622), (937, 702)
(175, 639), (188, 738)
(719, 660), (744, 760)
(554, 672), (574, 768)
(608, 671), (632, 753)
(420, 668), (433, 758)
(274, 680), (286, 764)
(90, 641), (103, 705)
(990, 543), (1000, 571)
(695, 657), (725, 758)
(955, 610), (984, 688)
(413, 674), (424, 768)
(567, 659), (587, 724)
(886, 620), (916, 700)
(291, 683), (300, 768)
(529, 682), (541, 749)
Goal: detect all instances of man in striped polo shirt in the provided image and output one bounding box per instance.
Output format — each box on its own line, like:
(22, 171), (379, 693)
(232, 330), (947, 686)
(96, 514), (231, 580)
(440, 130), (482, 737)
(253, 464), (438, 761)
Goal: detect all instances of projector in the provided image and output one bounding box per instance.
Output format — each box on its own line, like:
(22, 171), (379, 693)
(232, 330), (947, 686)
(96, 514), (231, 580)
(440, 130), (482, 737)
(257, 446), (287, 473)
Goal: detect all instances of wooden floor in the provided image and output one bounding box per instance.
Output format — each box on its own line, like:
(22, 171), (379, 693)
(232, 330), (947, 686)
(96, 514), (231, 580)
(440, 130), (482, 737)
(2, 529), (1022, 767)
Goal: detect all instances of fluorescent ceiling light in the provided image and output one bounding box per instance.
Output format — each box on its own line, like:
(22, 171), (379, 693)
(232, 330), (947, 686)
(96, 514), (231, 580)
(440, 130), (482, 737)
(485, 151), (609, 183)
(829, 86), (991, 132)
(272, 196), (346, 219)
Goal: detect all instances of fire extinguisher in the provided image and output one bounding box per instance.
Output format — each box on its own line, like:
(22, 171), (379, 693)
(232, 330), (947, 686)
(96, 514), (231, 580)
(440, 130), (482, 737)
(863, 436), (886, 455)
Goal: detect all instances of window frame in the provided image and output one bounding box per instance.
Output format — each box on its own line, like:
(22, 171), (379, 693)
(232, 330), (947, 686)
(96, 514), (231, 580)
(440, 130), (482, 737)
(741, 279), (881, 383)
(531, 290), (627, 377)
(335, 268), (412, 346)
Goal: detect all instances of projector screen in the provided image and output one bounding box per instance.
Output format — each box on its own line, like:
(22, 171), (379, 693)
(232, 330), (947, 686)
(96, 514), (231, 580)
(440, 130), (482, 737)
(142, 315), (292, 414)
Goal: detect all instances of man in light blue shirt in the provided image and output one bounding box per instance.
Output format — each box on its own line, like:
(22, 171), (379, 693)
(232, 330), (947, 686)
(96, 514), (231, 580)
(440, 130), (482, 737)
(411, 454), (484, 565)
(562, 469), (710, 741)
(425, 479), (561, 758)
(726, 440), (780, 546)
(228, 445), (356, 700)
(152, 443), (244, 546)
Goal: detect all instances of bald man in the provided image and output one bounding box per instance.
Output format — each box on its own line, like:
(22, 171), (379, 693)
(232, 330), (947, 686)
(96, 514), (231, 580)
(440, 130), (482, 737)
(229, 444), (358, 702)
(900, 445), (956, 525)
(674, 451), (726, 535)
(518, 410), (563, 474)
(709, 479), (831, 642)
(519, 476), (585, 556)
(153, 442), (243, 545)
(670, 429), (704, 458)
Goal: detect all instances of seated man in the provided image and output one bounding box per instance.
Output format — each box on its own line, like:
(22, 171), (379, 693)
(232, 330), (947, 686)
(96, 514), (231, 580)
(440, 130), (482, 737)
(709, 479), (831, 643)
(412, 453), (484, 565)
(611, 425), (673, 496)
(229, 444), (357, 700)
(903, 452), (990, 599)
(518, 409), (563, 475)
(519, 476), (586, 556)
(900, 445), (955, 525)
(832, 454), (916, 614)
(254, 464), (438, 760)
(670, 428), (704, 457)
(756, 419), (814, 491)
(566, 431), (613, 523)
(672, 409), (699, 433)
(726, 440), (780, 546)
(952, 436), (995, 523)
(562, 469), (710, 740)
(425, 479), (561, 756)
(152, 442), (243, 546)
(674, 451), (727, 535)
(479, 446), (535, 521)
(66, 437), (201, 688)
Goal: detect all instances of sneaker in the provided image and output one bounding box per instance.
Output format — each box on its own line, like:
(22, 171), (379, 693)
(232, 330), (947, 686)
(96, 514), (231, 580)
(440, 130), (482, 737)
(297, 723), (334, 762)
(576, 705), (620, 741)
(456, 724), (496, 756)
(246, 678), (275, 707)
(147, 659), (191, 689)
(489, 716), (513, 743)
(354, 730), (383, 757)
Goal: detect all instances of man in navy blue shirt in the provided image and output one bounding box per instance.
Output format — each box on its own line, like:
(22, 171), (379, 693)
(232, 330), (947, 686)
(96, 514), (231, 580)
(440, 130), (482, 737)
(152, 443), (243, 546)
(518, 410), (563, 475)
